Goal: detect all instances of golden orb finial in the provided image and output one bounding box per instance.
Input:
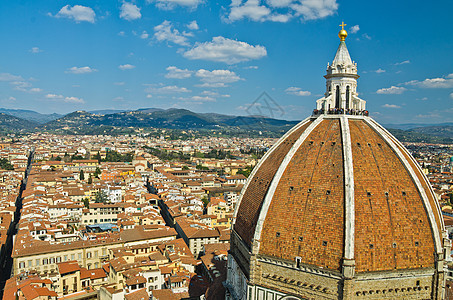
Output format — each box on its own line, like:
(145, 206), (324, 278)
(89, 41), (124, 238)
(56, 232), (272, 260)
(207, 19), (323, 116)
(339, 22), (347, 41)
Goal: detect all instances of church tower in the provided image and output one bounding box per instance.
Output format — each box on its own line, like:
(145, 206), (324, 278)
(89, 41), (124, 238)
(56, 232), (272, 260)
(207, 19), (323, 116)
(316, 23), (366, 112)
(225, 24), (449, 300)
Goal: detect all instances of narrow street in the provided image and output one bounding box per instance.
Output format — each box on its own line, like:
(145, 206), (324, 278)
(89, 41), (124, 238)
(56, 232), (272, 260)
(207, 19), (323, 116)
(0, 149), (34, 299)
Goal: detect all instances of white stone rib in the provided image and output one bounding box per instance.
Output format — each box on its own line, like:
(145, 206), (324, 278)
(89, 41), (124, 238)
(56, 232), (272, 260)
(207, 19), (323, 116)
(231, 116), (312, 223)
(252, 115), (325, 254)
(341, 116), (355, 260)
(364, 118), (442, 254)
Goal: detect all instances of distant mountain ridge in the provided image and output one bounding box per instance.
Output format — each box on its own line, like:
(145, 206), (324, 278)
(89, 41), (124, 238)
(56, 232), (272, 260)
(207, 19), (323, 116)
(0, 107), (453, 143)
(0, 113), (38, 132)
(0, 108), (62, 124)
(41, 108), (298, 133)
(88, 109), (128, 115)
(382, 122), (453, 130)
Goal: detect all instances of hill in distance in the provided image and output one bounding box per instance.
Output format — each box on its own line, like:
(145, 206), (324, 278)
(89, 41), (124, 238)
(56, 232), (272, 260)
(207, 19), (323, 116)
(88, 109), (128, 115)
(0, 108), (62, 124)
(0, 113), (38, 132)
(1, 107), (453, 143)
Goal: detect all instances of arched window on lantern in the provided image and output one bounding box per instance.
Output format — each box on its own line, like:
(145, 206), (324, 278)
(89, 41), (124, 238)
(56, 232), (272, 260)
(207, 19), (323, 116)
(335, 86), (340, 108)
(346, 86), (350, 109)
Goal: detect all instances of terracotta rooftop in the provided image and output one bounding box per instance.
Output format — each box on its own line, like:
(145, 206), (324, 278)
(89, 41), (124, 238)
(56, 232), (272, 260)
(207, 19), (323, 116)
(57, 260), (80, 275)
(125, 288), (149, 300)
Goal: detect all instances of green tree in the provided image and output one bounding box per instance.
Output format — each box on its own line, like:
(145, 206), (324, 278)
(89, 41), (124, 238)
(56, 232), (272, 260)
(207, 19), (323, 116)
(94, 167), (101, 178)
(201, 196), (209, 208)
(102, 150), (133, 162)
(82, 198), (90, 208)
(72, 154), (84, 161)
(88, 175), (93, 184)
(236, 166), (254, 178)
(0, 158), (14, 170)
(94, 190), (109, 204)
(63, 152), (71, 163)
(93, 151), (101, 163)
(79, 170), (85, 181)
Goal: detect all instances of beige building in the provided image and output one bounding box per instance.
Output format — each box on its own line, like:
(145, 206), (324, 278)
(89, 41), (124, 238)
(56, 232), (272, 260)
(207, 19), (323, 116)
(57, 261), (82, 296)
(13, 226), (177, 277)
(81, 203), (126, 224)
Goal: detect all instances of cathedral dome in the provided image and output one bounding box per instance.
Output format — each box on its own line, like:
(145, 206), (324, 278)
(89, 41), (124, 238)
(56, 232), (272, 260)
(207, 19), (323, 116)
(226, 24), (449, 300)
(233, 115), (444, 273)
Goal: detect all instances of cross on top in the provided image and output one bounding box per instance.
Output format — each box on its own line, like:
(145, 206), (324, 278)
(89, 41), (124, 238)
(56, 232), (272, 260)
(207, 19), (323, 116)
(339, 22), (346, 30)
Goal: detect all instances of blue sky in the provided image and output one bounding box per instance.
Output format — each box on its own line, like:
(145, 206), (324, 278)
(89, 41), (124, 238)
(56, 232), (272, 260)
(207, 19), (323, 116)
(0, 0), (452, 124)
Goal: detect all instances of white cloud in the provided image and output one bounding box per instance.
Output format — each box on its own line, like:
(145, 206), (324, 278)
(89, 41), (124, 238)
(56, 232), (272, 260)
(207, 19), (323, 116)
(196, 82), (228, 88)
(45, 94), (64, 99)
(146, 94), (153, 98)
(46, 93), (84, 103)
(148, 0), (203, 10)
(394, 60), (410, 65)
(114, 82), (125, 86)
(183, 36), (267, 64)
(0, 73), (23, 82)
(290, 0), (338, 20)
(406, 74), (453, 88)
(350, 25), (360, 34)
(119, 64), (136, 70)
(65, 96), (85, 103)
(0, 73), (44, 93)
(382, 104), (401, 108)
(66, 66), (97, 74)
(285, 86), (311, 96)
(120, 2), (142, 21)
(244, 65), (259, 69)
(201, 90), (218, 96)
(11, 81), (31, 92)
(450, 93), (453, 100)
(362, 33), (371, 40)
(190, 95), (215, 102)
(175, 95), (216, 103)
(118, 31), (126, 36)
(200, 91), (231, 98)
(29, 88), (43, 93)
(375, 68), (386, 74)
(146, 85), (191, 94)
(140, 31), (149, 39)
(416, 112), (442, 119)
(195, 69), (242, 86)
(376, 86), (407, 94)
(187, 20), (199, 30)
(266, 0), (293, 8)
(154, 21), (189, 46)
(165, 66), (193, 79)
(227, 0), (338, 22)
(30, 47), (42, 53)
(54, 5), (95, 23)
(228, 0), (271, 22)
(7, 96), (16, 101)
